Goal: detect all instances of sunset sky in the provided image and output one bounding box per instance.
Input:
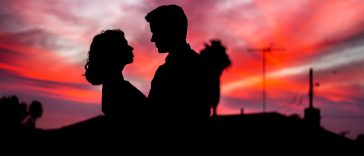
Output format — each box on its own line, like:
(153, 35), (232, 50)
(0, 0), (364, 139)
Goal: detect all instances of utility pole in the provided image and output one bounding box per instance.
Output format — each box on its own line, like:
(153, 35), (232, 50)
(304, 68), (321, 128)
(247, 44), (285, 113)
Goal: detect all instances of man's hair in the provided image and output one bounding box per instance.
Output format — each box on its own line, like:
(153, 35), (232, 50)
(145, 4), (188, 39)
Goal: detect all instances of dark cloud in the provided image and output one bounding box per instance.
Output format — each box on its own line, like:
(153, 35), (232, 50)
(0, 28), (87, 66)
(315, 95), (364, 117)
(318, 28), (364, 52)
(0, 47), (20, 64)
(0, 13), (27, 32)
(1, 29), (84, 53)
(0, 0), (22, 31)
(0, 68), (91, 92)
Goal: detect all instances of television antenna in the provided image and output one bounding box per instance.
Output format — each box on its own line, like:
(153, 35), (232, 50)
(247, 43), (285, 112)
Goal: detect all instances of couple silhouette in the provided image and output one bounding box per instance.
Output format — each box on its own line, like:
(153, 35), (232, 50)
(84, 5), (225, 133)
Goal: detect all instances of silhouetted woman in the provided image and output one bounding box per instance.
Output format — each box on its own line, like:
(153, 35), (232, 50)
(85, 29), (146, 125)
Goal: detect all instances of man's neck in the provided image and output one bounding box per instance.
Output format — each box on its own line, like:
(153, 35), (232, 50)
(169, 41), (189, 54)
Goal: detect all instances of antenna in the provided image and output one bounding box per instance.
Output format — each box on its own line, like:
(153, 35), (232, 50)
(309, 68), (313, 108)
(247, 43), (285, 113)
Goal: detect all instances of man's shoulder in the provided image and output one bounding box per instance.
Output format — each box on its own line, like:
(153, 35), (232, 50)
(160, 48), (209, 73)
(186, 49), (208, 66)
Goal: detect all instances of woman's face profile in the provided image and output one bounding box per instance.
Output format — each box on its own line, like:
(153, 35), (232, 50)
(119, 37), (134, 65)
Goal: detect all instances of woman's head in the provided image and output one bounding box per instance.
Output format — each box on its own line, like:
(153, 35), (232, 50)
(85, 29), (134, 85)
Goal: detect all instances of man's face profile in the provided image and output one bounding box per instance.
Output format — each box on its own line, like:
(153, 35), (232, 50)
(149, 22), (174, 53)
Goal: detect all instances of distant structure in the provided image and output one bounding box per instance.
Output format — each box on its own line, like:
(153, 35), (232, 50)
(240, 108), (244, 115)
(247, 43), (285, 113)
(304, 68), (321, 128)
(200, 40), (231, 117)
(22, 100), (43, 129)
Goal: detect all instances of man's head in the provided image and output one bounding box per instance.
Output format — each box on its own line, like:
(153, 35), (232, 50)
(145, 5), (188, 53)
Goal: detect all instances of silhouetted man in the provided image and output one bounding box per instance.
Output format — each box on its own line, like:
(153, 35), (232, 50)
(145, 5), (211, 128)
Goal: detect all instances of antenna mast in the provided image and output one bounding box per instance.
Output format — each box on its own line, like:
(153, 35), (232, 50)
(247, 44), (285, 113)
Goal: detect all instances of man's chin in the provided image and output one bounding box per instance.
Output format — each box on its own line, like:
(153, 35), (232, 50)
(157, 48), (168, 53)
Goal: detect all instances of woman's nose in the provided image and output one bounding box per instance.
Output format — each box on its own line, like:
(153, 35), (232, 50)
(151, 35), (155, 42)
